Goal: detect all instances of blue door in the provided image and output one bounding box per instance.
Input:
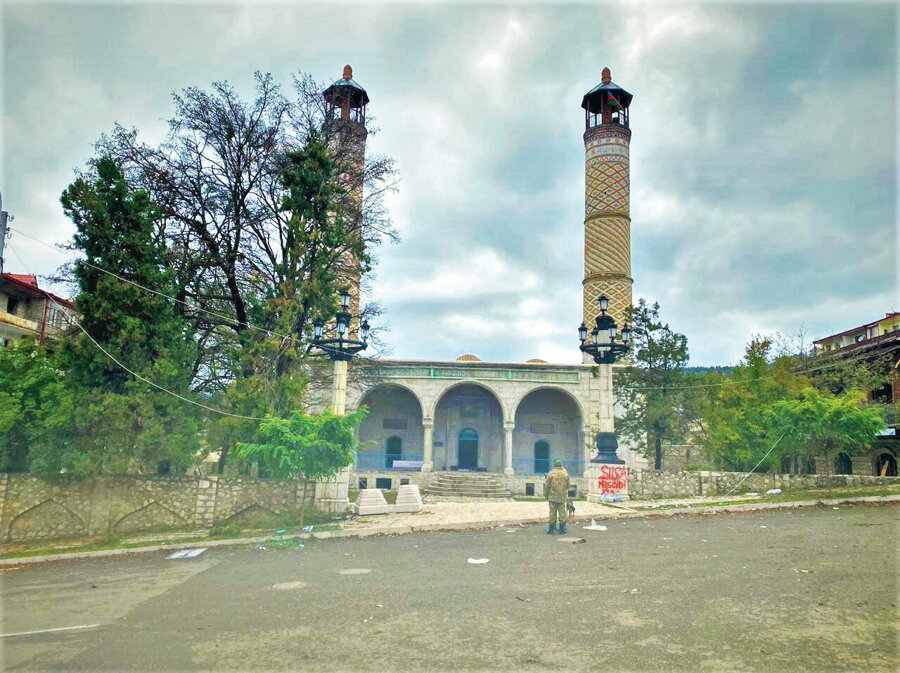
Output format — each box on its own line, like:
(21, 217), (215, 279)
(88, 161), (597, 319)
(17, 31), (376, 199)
(386, 437), (402, 469)
(458, 429), (478, 470)
(534, 440), (550, 474)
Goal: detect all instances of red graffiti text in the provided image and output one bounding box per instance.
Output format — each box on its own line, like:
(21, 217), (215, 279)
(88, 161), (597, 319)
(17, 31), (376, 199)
(598, 465), (628, 495)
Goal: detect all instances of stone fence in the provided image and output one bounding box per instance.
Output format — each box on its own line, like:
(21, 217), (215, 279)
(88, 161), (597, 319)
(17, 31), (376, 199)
(0, 473), (318, 542)
(630, 470), (897, 499)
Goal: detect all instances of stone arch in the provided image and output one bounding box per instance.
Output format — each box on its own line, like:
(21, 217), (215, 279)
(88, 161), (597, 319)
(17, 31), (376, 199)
(512, 387), (585, 475)
(357, 384), (425, 470)
(834, 452), (852, 475)
(511, 384), (586, 423)
(224, 504), (279, 527)
(429, 380), (508, 420)
(432, 382), (506, 472)
(351, 382), (425, 417)
(113, 501), (189, 534)
(7, 499), (87, 541)
(874, 451), (897, 477)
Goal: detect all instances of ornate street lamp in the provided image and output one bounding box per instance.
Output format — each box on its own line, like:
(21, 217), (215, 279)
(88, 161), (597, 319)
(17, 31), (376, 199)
(312, 289), (370, 363)
(311, 290), (370, 415)
(579, 294), (631, 463)
(578, 294), (631, 365)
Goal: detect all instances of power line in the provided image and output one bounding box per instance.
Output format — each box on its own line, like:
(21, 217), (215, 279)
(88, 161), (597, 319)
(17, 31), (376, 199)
(11, 228), (871, 396)
(5, 242), (269, 422)
(9, 226), (295, 342)
(721, 433), (786, 497)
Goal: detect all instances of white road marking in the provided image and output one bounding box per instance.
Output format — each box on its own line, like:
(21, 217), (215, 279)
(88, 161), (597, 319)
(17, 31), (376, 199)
(1, 624), (100, 638)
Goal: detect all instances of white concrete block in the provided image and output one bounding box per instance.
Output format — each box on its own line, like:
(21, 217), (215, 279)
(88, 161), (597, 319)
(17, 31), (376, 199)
(355, 488), (391, 515)
(392, 484), (423, 513)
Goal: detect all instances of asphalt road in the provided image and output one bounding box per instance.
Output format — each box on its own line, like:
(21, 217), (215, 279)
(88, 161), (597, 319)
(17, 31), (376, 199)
(2, 504), (897, 672)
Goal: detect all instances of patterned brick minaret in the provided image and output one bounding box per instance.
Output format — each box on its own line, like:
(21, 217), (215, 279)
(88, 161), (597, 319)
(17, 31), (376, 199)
(323, 65), (369, 336)
(581, 67), (633, 354)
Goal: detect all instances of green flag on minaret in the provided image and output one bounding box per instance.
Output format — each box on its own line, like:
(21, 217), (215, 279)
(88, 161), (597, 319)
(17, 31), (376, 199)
(606, 91), (620, 109)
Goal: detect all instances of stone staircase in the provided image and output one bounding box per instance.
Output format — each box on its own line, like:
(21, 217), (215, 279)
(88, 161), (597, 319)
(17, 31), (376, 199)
(425, 472), (512, 499)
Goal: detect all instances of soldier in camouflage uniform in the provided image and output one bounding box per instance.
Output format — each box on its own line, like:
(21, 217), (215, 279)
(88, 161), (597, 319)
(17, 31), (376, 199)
(543, 459), (570, 534)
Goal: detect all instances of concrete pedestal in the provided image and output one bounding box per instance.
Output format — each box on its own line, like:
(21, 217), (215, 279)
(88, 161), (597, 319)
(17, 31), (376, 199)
(394, 484), (424, 513)
(354, 488), (391, 515)
(586, 462), (629, 503)
(314, 467), (351, 514)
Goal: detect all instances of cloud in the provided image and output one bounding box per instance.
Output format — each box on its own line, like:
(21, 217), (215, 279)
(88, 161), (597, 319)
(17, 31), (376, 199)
(3, 2), (896, 367)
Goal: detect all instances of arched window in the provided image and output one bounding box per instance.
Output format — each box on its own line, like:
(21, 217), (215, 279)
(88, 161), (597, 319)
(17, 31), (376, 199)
(875, 452), (897, 477)
(534, 440), (550, 474)
(386, 436), (402, 469)
(835, 452), (852, 475)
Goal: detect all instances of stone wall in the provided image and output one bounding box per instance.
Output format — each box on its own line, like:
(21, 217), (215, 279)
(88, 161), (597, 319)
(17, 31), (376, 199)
(0, 473), (317, 542)
(629, 470), (896, 499)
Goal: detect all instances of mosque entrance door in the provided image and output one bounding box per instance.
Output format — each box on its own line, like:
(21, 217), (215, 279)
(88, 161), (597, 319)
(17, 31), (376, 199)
(458, 428), (479, 470)
(534, 440), (550, 474)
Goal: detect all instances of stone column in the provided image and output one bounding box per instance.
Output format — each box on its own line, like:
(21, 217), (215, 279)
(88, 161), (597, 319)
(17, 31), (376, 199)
(582, 425), (593, 477)
(851, 455), (873, 476)
(504, 421), (515, 475)
(331, 359), (348, 415)
(813, 456), (833, 475)
(315, 358), (351, 513)
(422, 418), (434, 472)
(598, 363), (615, 434)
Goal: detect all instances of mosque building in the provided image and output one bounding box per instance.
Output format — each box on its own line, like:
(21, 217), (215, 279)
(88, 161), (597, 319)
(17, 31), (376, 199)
(311, 65), (636, 500)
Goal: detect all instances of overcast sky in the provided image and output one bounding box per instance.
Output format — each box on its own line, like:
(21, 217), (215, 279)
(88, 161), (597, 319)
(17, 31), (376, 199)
(2, 1), (897, 366)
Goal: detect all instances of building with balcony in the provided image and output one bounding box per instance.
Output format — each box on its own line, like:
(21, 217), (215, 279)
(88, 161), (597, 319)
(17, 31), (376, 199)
(812, 312), (900, 476)
(0, 273), (75, 346)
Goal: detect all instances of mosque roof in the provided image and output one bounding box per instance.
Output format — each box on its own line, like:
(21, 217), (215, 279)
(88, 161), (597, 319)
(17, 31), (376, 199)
(456, 354), (481, 362)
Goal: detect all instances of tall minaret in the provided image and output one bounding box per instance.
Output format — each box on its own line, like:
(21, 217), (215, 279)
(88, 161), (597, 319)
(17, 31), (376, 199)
(323, 65), (369, 336)
(581, 67), (633, 355)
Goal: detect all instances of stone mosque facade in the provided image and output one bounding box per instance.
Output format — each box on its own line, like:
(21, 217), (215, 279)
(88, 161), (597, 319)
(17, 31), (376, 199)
(311, 66), (636, 497)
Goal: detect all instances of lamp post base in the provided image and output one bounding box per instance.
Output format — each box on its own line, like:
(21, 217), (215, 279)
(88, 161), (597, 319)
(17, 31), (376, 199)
(586, 462), (629, 503)
(314, 467), (351, 514)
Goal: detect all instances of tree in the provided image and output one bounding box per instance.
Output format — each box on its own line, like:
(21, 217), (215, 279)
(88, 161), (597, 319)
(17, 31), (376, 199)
(0, 339), (74, 473)
(52, 156), (201, 477)
(236, 407), (367, 528)
(766, 388), (885, 459)
(94, 71), (397, 473)
(615, 299), (691, 470)
(697, 337), (808, 472)
(98, 72), (397, 394)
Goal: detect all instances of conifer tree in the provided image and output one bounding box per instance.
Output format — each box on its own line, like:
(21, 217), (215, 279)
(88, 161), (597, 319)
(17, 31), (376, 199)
(39, 157), (202, 476)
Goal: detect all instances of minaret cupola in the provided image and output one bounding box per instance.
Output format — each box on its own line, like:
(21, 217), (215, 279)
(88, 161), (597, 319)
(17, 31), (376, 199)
(323, 64), (370, 125)
(581, 66), (633, 129)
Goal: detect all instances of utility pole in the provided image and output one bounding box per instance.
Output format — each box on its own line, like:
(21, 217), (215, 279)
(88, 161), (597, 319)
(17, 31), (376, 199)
(0, 190), (8, 274)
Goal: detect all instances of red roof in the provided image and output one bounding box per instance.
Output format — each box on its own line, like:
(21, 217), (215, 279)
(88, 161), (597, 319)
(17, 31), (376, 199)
(1, 272), (76, 309)
(5, 273), (38, 287)
(814, 312), (900, 344)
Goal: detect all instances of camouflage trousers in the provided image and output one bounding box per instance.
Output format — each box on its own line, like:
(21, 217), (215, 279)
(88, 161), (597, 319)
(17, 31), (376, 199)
(548, 501), (566, 526)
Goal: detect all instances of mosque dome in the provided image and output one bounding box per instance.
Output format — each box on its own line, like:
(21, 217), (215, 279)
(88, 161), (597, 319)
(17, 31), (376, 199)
(456, 354), (481, 362)
(526, 359), (548, 364)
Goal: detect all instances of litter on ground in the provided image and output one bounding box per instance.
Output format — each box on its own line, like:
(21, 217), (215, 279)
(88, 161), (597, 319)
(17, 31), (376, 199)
(167, 548), (206, 559)
(557, 537), (587, 544)
(766, 489), (782, 495)
(467, 558), (490, 564)
(583, 519), (608, 531)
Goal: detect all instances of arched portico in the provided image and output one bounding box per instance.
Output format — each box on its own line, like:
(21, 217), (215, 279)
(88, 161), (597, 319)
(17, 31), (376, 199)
(432, 383), (505, 472)
(512, 387), (584, 476)
(357, 384), (425, 471)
